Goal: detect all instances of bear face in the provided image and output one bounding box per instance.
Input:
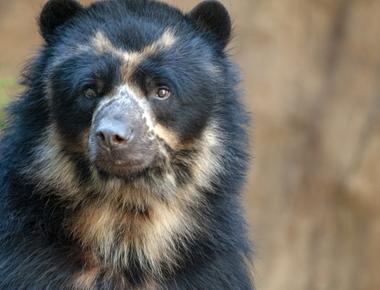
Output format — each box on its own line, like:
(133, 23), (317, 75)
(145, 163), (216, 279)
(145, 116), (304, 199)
(37, 0), (235, 200)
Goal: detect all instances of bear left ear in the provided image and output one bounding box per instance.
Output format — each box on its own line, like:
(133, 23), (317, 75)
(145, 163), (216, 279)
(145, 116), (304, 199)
(39, 0), (83, 43)
(188, 1), (232, 48)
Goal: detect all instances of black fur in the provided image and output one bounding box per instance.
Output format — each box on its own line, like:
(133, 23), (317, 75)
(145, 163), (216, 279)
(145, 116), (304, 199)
(188, 0), (232, 48)
(0, 0), (253, 289)
(39, 0), (83, 42)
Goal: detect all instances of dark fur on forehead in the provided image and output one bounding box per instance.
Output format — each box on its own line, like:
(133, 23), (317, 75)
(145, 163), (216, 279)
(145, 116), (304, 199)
(38, 0), (188, 54)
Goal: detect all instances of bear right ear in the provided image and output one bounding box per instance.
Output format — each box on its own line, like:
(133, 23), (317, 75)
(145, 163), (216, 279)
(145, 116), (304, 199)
(39, 0), (83, 43)
(188, 1), (232, 48)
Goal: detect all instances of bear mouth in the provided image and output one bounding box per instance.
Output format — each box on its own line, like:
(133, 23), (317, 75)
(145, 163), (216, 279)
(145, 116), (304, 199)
(93, 157), (153, 179)
(88, 130), (160, 179)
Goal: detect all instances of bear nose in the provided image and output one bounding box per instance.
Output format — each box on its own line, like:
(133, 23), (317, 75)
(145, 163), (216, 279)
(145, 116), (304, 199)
(95, 122), (133, 149)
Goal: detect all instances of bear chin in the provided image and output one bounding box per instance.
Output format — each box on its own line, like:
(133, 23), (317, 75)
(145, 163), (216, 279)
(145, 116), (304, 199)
(95, 162), (153, 181)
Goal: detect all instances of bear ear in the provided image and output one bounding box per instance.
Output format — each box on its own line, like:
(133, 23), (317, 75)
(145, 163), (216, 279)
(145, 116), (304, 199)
(39, 0), (83, 43)
(188, 1), (232, 48)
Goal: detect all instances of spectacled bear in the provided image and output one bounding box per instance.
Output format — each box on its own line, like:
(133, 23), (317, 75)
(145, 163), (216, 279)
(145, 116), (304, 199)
(0, 0), (253, 289)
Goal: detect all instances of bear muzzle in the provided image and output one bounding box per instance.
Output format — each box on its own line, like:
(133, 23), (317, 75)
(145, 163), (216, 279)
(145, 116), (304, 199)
(88, 88), (158, 177)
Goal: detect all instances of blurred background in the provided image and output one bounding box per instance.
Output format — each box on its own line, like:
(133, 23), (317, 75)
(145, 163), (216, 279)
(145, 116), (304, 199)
(1, 0), (380, 289)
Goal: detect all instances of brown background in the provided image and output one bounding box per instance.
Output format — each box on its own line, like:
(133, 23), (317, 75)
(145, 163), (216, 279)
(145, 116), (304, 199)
(1, 1), (380, 290)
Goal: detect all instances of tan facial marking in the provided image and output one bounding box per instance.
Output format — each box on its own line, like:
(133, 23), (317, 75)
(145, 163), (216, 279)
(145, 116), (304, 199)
(74, 267), (100, 290)
(69, 203), (119, 251)
(23, 125), (81, 199)
(92, 31), (116, 54)
(205, 63), (222, 77)
(153, 123), (180, 149)
(91, 31), (188, 152)
(92, 84), (179, 158)
(132, 199), (196, 271)
(92, 29), (176, 81)
(182, 122), (225, 191)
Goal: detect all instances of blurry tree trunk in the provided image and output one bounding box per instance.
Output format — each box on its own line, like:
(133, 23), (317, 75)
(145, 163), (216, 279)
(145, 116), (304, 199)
(240, 0), (380, 290)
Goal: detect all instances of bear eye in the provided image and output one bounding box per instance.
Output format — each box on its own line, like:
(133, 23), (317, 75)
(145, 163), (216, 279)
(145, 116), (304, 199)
(84, 87), (98, 99)
(155, 87), (171, 100)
